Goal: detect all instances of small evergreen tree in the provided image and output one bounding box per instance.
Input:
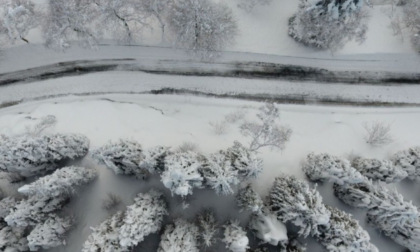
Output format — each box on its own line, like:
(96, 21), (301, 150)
(333, 181), (373, 208)
(351, 156), (407, 183)
(140, 145), (171, 174)
(236, 184), (263, 213)
(158, 219), (200, 252)
(223, 220), (249, 252)
(391, 146), (420, 180)
(196, 209), (218, 248)
(224, 141), (263, 180)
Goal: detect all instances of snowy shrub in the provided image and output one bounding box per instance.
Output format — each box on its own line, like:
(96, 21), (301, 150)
(92, 140), (147, 178)
(102, 193), (122, 211)
(158, 219), (200, 252)
(223, 220), (249, 252)
(351, 156), (407, 183)
(119, 190), (167, 248)
(236, 184), (263, 213)
(0, 133), (89, 177)
(0, 197), (18, 219)
(267, 176), (330, 237)
(5, 194), (69, 227)
(240, 103), (292, 152)
(139, 145), (171, 174)
(18, 166), (97, 198)
(333, 181), (374, 208)
(303, 153), (365, 185)
(209, 120), (228, 135)
(25, 115), (57, 137)
(161, 151), (205, 197)
(237, 0), (273, 12)
(0, 224), (28, 252)
(196, 209), (218, 248)
(391, 146), (420, 180)
(82, 211), (126, 252)
(0, 0), (37, 45)
(176, 142), (199, 153)
(363, 121), (393, 146)
(201, 152), (239, 195)
(27, 214), (72, 251)
(167, 0), (238, 59)
(224, 141), (263, 180)
(288, 0), (369, 51)
(249, 211), (288, 246)
(317, 205), (377, 252)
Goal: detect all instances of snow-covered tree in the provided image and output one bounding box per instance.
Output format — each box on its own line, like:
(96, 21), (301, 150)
(0, 0), (37, 46)
(167, 0), (238, 59)
(333, 181), (374, 208)
(236, 184), (263, 213)
(201, 152), (239, 195)
(223, 220), (249, 252)
(18, 166), (97, 198)
(267, 176), (330, 237)
(5, 194), (69, 227)
(317, 205), (377, 252)
(92, 140), (147, 178)
(249, 211), (288, 246)
(237, 0), (273, 12)
(302, 153), (365, 185)
(138, 0), (171, 43)
(161, 151), (204, 197)
(0, 133), (89, 177)
(139, 145), (171, 174)
(43, 0), (98, 50)
(402, 0), (420, 52)
(0, 197), (18, 219)
(351, 156), (407, 183)
(158, 219), (200, 252)
(240, 103), (292, 152)
(119, 190), (167, 248)
(288, 0), (369, 51)
(0, 224), (28, 252)
(82, 211), (126, 252)
(225, 141), (263, 180)
(196, 209), (218, 248)
(391, 146), (420, 180)
(27, 214), (72, 251)
(281, 238), (307, 252)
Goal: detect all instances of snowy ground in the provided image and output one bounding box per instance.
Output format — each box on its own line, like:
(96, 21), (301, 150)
(0, 94), (420, 251)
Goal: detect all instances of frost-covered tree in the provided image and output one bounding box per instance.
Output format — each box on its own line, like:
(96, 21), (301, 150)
(317, 206), (377, 252)
(402, 0), (420, 52)
(0, 0), (37, 45)
(92, 140), (147, 178)
(18, 166), (97, 197)
(240, 103), (292, 152)
(249, 211), (288, 246)
(302, 153), (365, 185)
(351, 156), (407, 183)
(224, 141), (263, 180)
(236, 184), (263, 213)
(223, 220), (249, 252)
(119, 190), (167, 248)
(0, 224), (28, 252)
(158, 219), (200, 252)
(391, 146), (420, 180)
(0, 197), (18, 219)
(161, 151), (204, 197)
(82, 211), (126, 252)
(167, 0), (238, 59)
(201, 152), (239, 195)
(363, 121), (393, 146)
(267, 176), (330, 237)
(288, 0), (369, 51)
(27, 214), (72, 251)
(139, 145), (171, 174)
(237, 0), (273, 12)
(0, 133), (89, 177)
(196, 209), (218, 248)
(333, 181), (373, 208)
(43, 0), (99, 50)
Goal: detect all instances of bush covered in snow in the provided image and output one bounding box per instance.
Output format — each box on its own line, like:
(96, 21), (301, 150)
(236, 184), (263, 213)
(240, 103), (292, 152)
(0, 133), (89, 177)
(161, 151), (205, 197)
(249, 211), (288, 246)
(0, 223), (28, 252)
(288, 0), (369, 51)
(158, 219), (200, 252)
(267, 176), (330, 237)
(391, 146), (420, 180)
(333, 181), (373, 208)
(18, 166), (97, 197)
(92, 140), (147, 178)
(139, 146), (171, 174)
(317, 205), (377, 252)
(0, 197), (18, 219)
(27, 214), (72, 251)
(351, 156), (407, 183)
(223, 221), (249, 252)
(302, 153), (365, 185)
(119, 190), (167, 248)
(196, 209), (218, 248)
(224, 141), (263, 180)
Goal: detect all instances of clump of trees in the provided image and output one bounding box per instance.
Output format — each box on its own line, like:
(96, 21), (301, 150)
(288, 0), (369, 51)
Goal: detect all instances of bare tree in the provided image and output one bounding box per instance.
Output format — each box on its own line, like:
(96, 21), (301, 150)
(363, 121), (393, 146)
